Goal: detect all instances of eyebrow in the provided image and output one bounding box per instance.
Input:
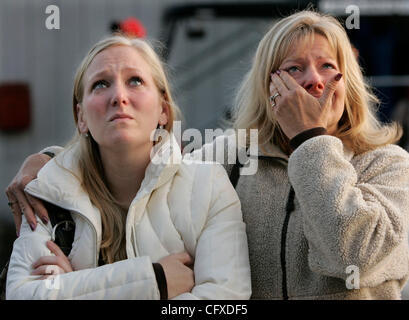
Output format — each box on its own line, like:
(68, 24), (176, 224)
(87, 67), (143, 82)
(282, 55), (336, 64)
(281, 58), (304, 64)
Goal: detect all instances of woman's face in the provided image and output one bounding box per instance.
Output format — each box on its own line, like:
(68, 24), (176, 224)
(277, 34), (345, 135)
(77, 45), (168, 150)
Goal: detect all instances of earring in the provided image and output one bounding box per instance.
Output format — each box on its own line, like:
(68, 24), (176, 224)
(153, 124), (164, 144)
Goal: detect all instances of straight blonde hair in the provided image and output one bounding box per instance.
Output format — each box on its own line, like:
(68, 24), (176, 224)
(70, 35), (180, 264)
(233, 10), (401, 155)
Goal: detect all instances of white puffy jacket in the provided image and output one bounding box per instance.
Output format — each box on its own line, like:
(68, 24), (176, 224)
(6, 135), (251, 300)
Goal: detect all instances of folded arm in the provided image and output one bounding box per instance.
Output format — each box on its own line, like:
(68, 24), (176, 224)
(174, 164), (252, 300)
(288, 135), (409, 287)
(7, 215), (162, 300)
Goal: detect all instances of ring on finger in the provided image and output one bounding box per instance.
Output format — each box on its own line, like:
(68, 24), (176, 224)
(269, 92), (281, 107)
(8, 201), (17, 207)
(9, 205), (19, 215)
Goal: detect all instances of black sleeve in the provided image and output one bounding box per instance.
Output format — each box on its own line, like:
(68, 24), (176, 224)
(41, 151), (55, 158)
(152, 263), (168, 300)
(290, 127), (328, 150)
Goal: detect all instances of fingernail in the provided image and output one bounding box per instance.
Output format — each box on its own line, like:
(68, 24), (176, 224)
(30, 223), (36, 231)
(276, 69), (281, 75)
(41, 216), (48, 224)
(335, 73), (342, 81)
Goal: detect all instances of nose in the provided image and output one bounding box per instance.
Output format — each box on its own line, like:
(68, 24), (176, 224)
(110, 82), (129, 107)
(302, 67), (325, 95)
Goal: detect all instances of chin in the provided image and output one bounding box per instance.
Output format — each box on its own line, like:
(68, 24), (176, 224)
(105, 131), (132, 143)
(111, 133), (151, 147)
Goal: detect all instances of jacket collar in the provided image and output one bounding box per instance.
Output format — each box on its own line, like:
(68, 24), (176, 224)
(257, 137), (355, 162)
(25, 133), (182, 229)
(258, 141), (289, 161)
(132, 133), (182, 201)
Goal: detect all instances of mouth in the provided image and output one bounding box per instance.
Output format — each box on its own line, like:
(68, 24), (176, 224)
(109, 113), (134, 122)
(308, 91), (322, 99)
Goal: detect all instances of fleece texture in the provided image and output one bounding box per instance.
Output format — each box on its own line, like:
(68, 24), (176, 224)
(193, 134), (409, 299)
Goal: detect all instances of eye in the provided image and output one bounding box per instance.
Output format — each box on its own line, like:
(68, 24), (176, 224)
(322, 63), (336, 70)
(92, 80), (109, 91)
(286, 66), (301, 73)
(129, 76), (143, 86)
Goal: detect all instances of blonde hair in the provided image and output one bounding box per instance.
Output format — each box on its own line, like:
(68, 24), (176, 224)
(70, 35), (180, 264)
(233, 10), (401, 155)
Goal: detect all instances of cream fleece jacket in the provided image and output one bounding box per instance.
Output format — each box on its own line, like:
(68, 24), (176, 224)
(193, 134), (409, 299)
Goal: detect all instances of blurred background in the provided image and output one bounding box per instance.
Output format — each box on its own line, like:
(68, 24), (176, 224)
(1, 0), (409, 299)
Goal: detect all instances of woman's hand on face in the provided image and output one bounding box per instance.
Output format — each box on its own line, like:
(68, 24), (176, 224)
(31, 241), (73, 280)
(5, 153), (52, 236)
(269, 70), (342, 140)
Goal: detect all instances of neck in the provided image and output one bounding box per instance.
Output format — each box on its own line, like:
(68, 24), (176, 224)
(100, 142), (153, 210)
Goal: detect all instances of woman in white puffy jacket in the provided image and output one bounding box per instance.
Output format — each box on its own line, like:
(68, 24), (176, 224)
(5, 35), (251, 300)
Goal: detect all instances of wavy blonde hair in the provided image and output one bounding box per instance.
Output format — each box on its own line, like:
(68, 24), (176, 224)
(70, 35), (180, 264)
(233, 10), (401, 155)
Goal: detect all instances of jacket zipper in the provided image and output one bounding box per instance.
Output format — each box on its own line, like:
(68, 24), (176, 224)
(281, 186), (295, 300)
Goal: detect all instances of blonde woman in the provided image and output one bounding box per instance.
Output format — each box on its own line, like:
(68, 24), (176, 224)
(5, 35), (251, 299)
(7, 10), (409, 299)
(220, 10), (409, 299)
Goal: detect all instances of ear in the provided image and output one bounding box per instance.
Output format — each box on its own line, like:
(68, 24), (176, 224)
(159, 94), (170, 126)
(77, 103), (88, 134)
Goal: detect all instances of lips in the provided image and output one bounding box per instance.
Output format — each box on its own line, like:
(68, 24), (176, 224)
(109, 113), (134, 121)
(308, 90), (322, 99)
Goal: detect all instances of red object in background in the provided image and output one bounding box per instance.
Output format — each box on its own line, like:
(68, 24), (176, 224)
(0, 83), (31, 131)
(119, 17), (146, 38)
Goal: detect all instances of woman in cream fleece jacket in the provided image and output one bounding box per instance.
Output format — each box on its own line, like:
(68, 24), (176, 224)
(187, 10), (409, 299)
(218, 10), (409, 299)
(6, 10), (409, 299)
